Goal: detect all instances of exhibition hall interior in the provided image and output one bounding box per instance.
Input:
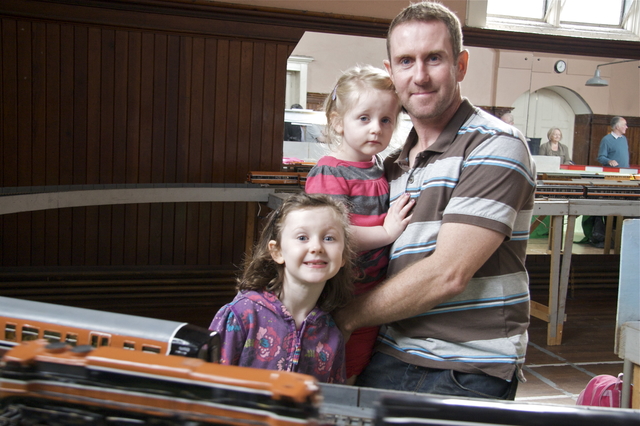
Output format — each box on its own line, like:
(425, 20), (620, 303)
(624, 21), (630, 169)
(0, 0), (639, 423)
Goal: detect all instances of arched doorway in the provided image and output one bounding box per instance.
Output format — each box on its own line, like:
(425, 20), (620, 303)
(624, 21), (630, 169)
(511, 86), (592, 162)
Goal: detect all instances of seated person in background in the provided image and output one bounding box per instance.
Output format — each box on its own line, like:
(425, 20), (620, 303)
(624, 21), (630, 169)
(539, 127), (573, 164)
(284, 104), (303, 141)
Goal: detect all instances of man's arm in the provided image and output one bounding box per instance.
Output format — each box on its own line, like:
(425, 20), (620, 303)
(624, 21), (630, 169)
(597, 137), (617, 167)
(333, 221), (504, 336)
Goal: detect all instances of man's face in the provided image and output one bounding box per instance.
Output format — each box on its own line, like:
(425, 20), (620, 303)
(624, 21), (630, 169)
(616, 119), (628, 135)
(384, 20), (467, 124)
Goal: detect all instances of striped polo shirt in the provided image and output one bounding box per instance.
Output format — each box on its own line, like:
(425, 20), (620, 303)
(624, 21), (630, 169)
(379, 99), (536, 381)
(306, 155), (390, 293)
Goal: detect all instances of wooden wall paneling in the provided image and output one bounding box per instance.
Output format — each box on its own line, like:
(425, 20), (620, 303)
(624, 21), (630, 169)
(269, 44), (290, 169)
(138, 33), (154, 184)
(164, 34), (180, 183)
(209, 204), (223, 264)
(60, 24), (74, 185)
(97, 205), (112, 265)
(84, 206), (99, 265)
(224, 40), (241, 183)
(47, 23), (62, 186)
(187, 37), (204, 183)
(250, 42), (266, 170)
(152, 33), (167, 183)
(125, 31), (141, 183)
(100, 29), (115, 184)
(86, 27), (101, 184)
(71, 25), (87, 185)
(17, 20), (32, 186)
(31, 211), (45, 265)
(123, 204), (139, 265)
(111, 203), (126, 266)
(196, 203), (211, 265)
(237, 41), (253, 183)
(136, 204), (151, 265)
(173, 202), (187, 264)
(148, 203), (163, 264)
(58, 207), (73, 266)
(161, 203), (176, 264)
(1, 19), (18, 188)
(200, 38), (216, 183)
(184, 202), (199, 264)
(71, 207), (87, 266)
(213, 39), (229, 183)
(176, 36), (193, 183)
(573, 115), (591, 166)
(261, 43), (277, 170)
(113, 29), (129, 185)
(31, 22), (46, 186)
(45, 209), (59, 265)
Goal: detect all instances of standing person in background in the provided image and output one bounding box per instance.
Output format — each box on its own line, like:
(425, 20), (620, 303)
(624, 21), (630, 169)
(306, 64), (414, 384)
(598, 116), (629, 168)
(333, 1), (536, 400)
(500, 112), (515, 126)
(539, 127), (573, 164)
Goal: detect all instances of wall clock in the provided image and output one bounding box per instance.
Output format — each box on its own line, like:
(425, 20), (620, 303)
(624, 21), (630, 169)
(554, 60), (567, 73)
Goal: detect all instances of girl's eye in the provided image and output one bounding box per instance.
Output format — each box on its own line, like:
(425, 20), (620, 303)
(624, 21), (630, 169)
(382, 117), (393, 125)
(296, 235), (308, 241)
(359, 116), (369, 122)
(324, 236), (336, 242)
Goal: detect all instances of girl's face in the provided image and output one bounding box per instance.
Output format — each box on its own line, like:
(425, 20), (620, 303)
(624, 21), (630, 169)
(333, 88), (400, 162)
(269, 207), (346, 288)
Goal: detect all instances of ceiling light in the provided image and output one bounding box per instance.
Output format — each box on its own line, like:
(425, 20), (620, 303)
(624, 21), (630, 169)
(585, 69), (608, 87)
(585, 59), (639, 87)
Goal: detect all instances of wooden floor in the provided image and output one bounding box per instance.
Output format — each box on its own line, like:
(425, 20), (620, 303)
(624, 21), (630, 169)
(515, 285), (622, 405)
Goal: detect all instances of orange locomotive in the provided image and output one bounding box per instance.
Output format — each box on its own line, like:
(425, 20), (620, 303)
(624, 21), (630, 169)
(0, 296), (220, 362)
(0, 339), (321, 425)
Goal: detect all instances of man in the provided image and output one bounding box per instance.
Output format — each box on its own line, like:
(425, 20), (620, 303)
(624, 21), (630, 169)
(597, 116), (629, 168)
(333, 2), (536, 400)
(500, 112), (515, 125)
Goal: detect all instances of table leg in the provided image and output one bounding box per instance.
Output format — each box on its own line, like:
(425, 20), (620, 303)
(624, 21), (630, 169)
(546, 215), (564, 345)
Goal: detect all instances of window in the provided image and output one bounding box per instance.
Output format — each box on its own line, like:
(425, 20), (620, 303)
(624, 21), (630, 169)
(65, 333), (78, 346)
(90, 334), (111, 347)
(43, 330), (62, 342)
(21, 326), (39, 341)
(4, 324), (16, 341)
(486, 0), (639, 40)
(142, 345), (161, 354)
(123, 341), (136, 350)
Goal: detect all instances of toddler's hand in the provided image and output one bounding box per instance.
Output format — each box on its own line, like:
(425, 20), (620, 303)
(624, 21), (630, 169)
(383, 193), (414, 241)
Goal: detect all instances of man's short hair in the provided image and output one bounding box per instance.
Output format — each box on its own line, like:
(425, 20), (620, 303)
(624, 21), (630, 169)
(610, 116), (624, 128)
(386, 1), (463, 60)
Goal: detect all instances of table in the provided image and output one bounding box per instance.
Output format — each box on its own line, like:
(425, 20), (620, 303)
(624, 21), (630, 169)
(532, 199), (639, 345)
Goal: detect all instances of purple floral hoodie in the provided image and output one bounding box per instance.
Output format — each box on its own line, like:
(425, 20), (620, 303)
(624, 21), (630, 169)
(209, 290), (346, 384)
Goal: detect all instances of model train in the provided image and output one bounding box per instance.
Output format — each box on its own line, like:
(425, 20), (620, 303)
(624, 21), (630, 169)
(536, 179), (640, 200)
(0, 296), (220, 362)
(0, 339), (320, 426)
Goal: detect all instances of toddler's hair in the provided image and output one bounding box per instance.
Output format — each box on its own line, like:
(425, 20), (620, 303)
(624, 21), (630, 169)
(324, 64), (399, 151)
(238, 192), (355, 312)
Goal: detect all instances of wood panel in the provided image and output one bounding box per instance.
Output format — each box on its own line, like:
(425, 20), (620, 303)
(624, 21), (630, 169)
(0, 5), (293, 267)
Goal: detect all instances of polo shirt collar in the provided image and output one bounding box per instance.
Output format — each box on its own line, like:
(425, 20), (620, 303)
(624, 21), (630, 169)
(395, 98), (476, 169)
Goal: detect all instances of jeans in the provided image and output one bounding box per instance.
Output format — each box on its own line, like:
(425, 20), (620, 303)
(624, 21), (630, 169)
(355, 351), (518, 400)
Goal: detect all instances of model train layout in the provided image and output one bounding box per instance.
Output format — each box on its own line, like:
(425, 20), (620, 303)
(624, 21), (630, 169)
(1, 298), (638, 425)
(247, 170), (640, 200)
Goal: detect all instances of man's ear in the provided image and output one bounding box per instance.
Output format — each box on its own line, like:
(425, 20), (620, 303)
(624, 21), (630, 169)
(383, 59), (393, 82)
(268, 240), (284, 264)
(456, 49), (469, 82)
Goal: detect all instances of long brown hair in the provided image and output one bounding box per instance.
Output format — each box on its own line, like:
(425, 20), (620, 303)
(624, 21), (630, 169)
(238, 192), (355, 312)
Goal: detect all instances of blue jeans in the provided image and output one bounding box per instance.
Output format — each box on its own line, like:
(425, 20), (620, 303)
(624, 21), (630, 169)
(355, 352), (518, 400)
